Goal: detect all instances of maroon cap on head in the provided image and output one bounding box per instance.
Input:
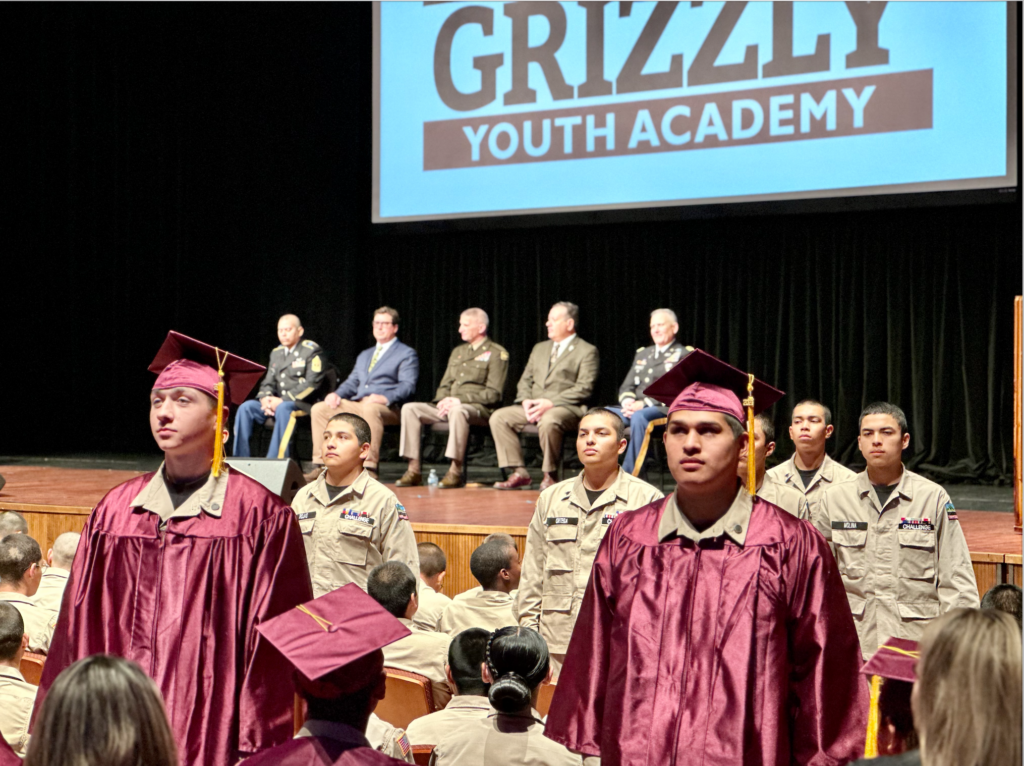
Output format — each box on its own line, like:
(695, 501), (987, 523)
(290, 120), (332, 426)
(256, 583), (411, 699)
(148, 331), (265, 408)
(861, 637), (919, 683)
(643, 348), (784, 421)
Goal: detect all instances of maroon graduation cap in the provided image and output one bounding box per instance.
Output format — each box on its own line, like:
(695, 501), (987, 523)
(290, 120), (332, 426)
(148, 330), (265, 408)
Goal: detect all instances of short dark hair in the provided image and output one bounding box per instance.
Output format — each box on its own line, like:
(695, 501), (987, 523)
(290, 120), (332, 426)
(326, 413), (372, 448)
(373, 306), (400, 326)
(580, 407), (625, 441)
(0, 512), (28, 537)
(470, 539), (516, 590)
(982, 584), (1023, 628)
(794, 399), (832, 428)
(859, 402), (908, 435)
(417, 542), (447, 578)
(486, 627), (549, 713)
(367, 562), (417, 619)
(0, 534), (41, 585)
(448, 628), (490, 696)
(0, 602), (24, 661)
(754, 413), (775, 445)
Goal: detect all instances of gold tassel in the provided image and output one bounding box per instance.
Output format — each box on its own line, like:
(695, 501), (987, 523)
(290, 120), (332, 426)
(212, 348), (228, 477)
(743, 373), (756, 495)
(864, 674), (882, 758)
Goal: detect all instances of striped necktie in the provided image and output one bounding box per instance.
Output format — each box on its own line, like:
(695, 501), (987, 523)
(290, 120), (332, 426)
(368, 346), (383, 372)
(548, 342), (559, 372)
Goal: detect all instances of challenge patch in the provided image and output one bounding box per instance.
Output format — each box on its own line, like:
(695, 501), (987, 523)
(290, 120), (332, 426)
(546, 517), (579, 526)
(831, 521), (868, 531)
(396, 503), (409, 522)
(898, 518), (935, 531)
(341, 509), (375, 525)
(944, 501), (958, 522)
(296, 511), (316, 521)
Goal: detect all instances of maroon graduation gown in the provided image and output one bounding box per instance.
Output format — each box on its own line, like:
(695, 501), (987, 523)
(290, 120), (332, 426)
(545, 496), (867, 766)
(0, 737), (19, 766)
(34, 469), (313, 766)
(240, 737), (409, 765)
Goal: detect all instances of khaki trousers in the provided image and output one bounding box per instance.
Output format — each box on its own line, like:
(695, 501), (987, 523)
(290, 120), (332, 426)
(398, 401), (488, 462)
(310, 399), (399, 467)
(489, 404), (579, 473)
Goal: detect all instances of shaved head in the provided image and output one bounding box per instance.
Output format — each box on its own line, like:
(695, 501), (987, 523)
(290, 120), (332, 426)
(0, 512), (28, 538)
(278, 314), (301, 329)
(51, 532), (81, 570)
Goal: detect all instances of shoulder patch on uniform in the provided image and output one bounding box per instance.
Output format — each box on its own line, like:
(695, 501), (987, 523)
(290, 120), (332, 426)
(273, 345), (285, 351)
(302, 340), (319, 349)
(396, 503), (409, 522)
(397, 733), (410, 757)
(636, 346), (645, 353)
(311, 355), (322, 373)
(546, 516), (579, 526)
(500, 350), (509, 361)
(944, 501), (958, 522)
(685, 345), (694, 351)
(831, 521), (868, 531)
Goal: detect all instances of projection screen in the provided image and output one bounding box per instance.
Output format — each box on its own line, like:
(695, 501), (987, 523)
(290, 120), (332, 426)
(372, 1), (1017, 223)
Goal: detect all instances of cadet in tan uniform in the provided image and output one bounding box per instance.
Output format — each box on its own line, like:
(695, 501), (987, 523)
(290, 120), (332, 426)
(818, 402), (979, 659)
(0, 535), (56, 654)
(767, 399), (857, 527)
(292, 413), (419, 597)
(414, 542), (452, 632)
(0, 603), (36, 758)
(369, 562), (453, 711)
(517, 407), (662, 676)
(739, 414), (809, 520)
(398, 308), (509, 489)
(366, 714), (414, 763)
(31, 532), (79, 614)
(438, 538), (520, 636)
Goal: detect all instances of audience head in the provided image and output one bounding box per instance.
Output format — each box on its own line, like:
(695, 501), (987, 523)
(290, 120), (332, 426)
(484, 626), (551, 714)
(546, 302), (578, 342)
(0, 512), (28, 538)
(417, 542), (447, 591)
(459, 308), (489, 343)
(48, 532), (81, 571)
(483, 532), (515, 546)
(649, 308), (679, 347)
(981, 583), (1023, 628)
(368, 561), (418, 620)
(789, 399), (834, 456)
(470, 538), (521, 593)
(737, 413), (776, 480)
(277, 314), (304, 349)
(372, 306), (400, 345)
(446, 628), (490, 697)
(0, 534), (42, 595)
(913, 607), (1021, 766)
(0, 602), (27, 664)
(25, 655), (178, 766)
(858, 402), (909, 472)
(323, 413), (372, 472)
(577, 408), (626, 469)
(861, 638), (920, 756)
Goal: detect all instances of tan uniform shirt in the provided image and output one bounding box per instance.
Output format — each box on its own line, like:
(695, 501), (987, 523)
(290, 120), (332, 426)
(431, 711), (582, 766)
(0, 593), (56, 654)
(366, 713), (414, 763)
(758, 477), (810, 520)
(658, 488), (754, 545)
(438, 590), (517, 636)
(383, 617), (453, 711)
(405, 695), (493, 747)
(433, 339), (510, 416)
(129, 462), (231, 524)
(767, 454), (858, 529)
(517, 469), (663, 654)
(818, 468), (979, 658)
(413, 584), (452, 632)
(0, 666), (35, 758)
(31, 569), (70, 614)
(292, 469), (419, 597)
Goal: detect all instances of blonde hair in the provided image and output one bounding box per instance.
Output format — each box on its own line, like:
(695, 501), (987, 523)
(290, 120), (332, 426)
(914, 608), (1021, 766)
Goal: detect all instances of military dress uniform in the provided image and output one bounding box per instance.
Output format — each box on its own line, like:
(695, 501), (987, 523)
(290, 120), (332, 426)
(233, 340), (329, 459)
(399, 339), (509, 473)
(818, 467), (979, 659)
(767, 454), (858, 530)
(292, 469), (420, 598)
(608, 341), (692, 475)
(517, 469), (663, 676)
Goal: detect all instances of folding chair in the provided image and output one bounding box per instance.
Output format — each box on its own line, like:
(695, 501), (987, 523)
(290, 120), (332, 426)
(376, 668), (435, 730)
(412, 745), (435, 765)
(20, 652), (45, 686)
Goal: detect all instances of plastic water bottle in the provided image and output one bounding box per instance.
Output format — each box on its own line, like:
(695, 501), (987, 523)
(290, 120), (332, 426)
(427, 469), (439, 488)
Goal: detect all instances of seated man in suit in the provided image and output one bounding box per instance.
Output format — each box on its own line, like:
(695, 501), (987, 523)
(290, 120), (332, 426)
(233, 314), (330, 459)
(308, 307), (419, 480)
(396, 308), (509, 489)
(490, 302), (599, 492)
(607, 309), (692, 476)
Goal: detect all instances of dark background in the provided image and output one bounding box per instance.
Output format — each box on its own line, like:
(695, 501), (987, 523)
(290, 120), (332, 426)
(4, 3), (1021, 481)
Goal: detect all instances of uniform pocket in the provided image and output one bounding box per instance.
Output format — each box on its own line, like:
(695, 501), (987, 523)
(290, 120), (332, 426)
(832, 528), (868, 578)
(896, 601), (940, 621)
(897, 530), (936, 581)
(544, 523), (578, 573)
(331, 520), (373, 566)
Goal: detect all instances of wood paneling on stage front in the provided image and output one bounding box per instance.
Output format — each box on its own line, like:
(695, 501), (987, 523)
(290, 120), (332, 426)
(411, 523), (526, 597)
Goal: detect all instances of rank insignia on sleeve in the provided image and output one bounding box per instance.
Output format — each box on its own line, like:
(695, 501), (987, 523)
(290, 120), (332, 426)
(396, 503), (409, 522)
(898, 518), (935, 531)
(944, 502), (958, 522)
(311, 356), (322, 373)
(500, 350), (509, 361)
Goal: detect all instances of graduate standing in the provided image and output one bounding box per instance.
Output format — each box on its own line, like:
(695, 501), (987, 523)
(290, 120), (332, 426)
(35, 332), (313, 766)
(545, 350), (867, 766)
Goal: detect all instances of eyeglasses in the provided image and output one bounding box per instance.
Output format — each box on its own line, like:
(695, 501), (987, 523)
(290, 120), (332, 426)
(372, 320), (394, 327)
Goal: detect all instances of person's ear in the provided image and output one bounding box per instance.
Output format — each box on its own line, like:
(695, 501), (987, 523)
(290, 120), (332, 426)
(359, 440), (372, 460)
(481, 662), (494, 684)
(765, 441), (776, 459)
(46, 549), (55, 567)
(437, 571), (446, 588)
(20, 634), (29, 651)
(617, 438), (628, 456)
(901, 432), (910, 450)
(370, 670), (387, 706)
(445, 664), (456, 693)
(824, 424), (834, 440)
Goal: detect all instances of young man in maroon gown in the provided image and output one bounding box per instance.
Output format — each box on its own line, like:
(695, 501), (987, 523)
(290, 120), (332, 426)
(34, 332), (313, 766)
(545, 350), (867, 766)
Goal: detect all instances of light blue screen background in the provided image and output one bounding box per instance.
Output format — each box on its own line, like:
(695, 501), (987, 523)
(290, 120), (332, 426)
(377, 2), (1008, 220)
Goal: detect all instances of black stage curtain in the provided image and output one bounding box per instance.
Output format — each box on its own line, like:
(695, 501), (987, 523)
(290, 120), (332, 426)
(4, 3), (1020, 483)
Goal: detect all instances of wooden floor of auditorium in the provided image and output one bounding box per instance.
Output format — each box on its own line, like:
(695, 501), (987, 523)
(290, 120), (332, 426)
(1, 464), (1020, 599)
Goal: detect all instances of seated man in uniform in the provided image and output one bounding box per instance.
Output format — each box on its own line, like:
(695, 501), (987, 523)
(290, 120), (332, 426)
(607, 309), (692, 476)
(405, 628), (493, 747)
(0, 602), (36, 758)
(0, 514), (27, 539)
(291, 413), (419, 598)
(738, 414), (809, 520)
(818, 402), (979, 659)
(0, 535), (54, 654)
(438, 539), (520, 636)
(308, 307), (419, 480)
(767, 399), (857, 527)
(367, 562), (452, 712)
(397, 308), (509, 489)
(413, 542), (451, 632)
(233, 314), (330, 459)
(31, 532), (80, 614)
(245, 583), (415, 765)
(491, 302), (599, 491)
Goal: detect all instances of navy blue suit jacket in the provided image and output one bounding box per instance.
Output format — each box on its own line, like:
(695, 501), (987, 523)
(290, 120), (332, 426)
(334, 340), (419, 406)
